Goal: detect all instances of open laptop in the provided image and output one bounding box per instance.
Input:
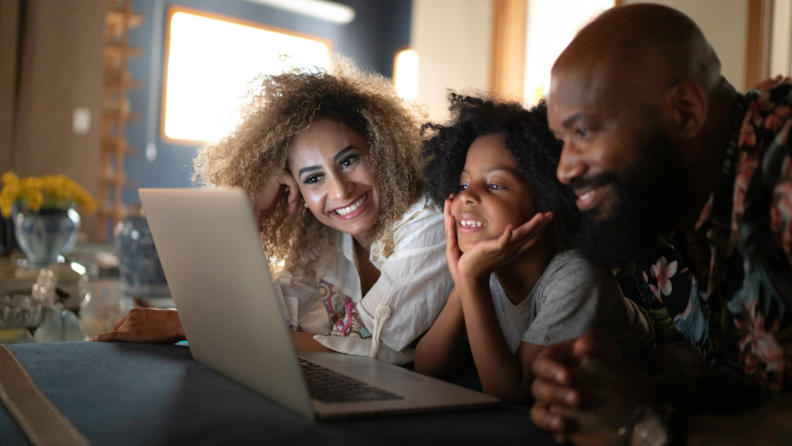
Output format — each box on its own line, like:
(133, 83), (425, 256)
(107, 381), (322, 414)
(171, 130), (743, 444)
(139, 187), (498, 420)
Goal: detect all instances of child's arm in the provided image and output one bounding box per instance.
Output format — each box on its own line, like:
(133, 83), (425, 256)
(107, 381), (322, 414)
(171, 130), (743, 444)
(414, 287), (469, 379)
(458, 276), (545, 404)
(441, 196), (554, 403)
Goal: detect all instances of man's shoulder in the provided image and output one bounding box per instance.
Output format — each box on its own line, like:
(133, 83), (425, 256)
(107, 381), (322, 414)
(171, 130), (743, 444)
(763, 83), (792, 108)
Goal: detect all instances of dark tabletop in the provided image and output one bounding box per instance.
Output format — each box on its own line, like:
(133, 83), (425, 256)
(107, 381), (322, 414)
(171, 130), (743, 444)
(2, 342), (556, 446)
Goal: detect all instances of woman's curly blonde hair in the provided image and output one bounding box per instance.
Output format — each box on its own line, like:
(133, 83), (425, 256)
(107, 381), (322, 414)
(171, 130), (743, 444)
(193, 58), (425, 279)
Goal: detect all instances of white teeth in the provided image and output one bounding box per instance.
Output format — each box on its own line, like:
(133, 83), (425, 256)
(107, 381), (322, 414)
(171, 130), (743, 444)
(579, 191), (593, 201)
(335, 193), (368, 216)
(459, 219), (486, 228)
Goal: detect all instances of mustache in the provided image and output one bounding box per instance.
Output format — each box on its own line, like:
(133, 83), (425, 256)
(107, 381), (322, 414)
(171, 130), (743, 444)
(568, 172), (619, 191)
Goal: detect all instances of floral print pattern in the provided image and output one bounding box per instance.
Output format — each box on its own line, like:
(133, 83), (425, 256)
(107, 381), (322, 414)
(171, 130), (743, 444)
(648, 257), (677, 301)
(318, 279), (354, 326)
(632, 85), (792, 408)
(734, 301), (785, 375)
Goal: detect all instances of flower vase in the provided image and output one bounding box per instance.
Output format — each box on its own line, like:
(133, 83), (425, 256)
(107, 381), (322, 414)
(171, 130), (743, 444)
(115, 203), (169, 297)
(12, 204), (80, 269)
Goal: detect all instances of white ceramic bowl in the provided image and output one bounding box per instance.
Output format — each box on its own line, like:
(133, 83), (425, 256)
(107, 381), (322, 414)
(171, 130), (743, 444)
(0, 295), (61, 330)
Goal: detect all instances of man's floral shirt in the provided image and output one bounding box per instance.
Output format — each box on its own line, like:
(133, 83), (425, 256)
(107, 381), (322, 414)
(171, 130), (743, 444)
(631, 85), (792, 408)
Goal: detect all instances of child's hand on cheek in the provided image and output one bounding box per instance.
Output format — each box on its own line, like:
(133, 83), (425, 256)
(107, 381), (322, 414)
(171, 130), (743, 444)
(446, 197), (554, 285)
(444, 195), (463, 286)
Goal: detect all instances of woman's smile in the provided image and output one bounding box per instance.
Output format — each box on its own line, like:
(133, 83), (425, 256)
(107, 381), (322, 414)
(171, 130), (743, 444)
(330, 191), (370, 219)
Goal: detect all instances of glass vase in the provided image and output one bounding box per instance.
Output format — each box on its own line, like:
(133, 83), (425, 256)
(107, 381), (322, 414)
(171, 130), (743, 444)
(115, 203), (169, 298)
(12, 203), (80, 269)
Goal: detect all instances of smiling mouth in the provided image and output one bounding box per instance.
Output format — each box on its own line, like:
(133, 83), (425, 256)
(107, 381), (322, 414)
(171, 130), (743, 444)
(459, 219), (487, 228)
(333, 192), (368, 216)
(575, 184), (612, 211)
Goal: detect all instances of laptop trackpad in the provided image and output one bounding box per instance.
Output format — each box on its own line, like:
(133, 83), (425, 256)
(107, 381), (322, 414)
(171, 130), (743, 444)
(341, 366), (427, 383)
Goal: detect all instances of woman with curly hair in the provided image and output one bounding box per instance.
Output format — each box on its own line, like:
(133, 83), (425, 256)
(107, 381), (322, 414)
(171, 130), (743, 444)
(93, 61), (452, 364)
(414, 94), (653, 401)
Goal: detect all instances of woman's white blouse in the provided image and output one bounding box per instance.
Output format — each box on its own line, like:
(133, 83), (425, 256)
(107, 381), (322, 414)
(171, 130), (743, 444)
(271, 196), (452, 364)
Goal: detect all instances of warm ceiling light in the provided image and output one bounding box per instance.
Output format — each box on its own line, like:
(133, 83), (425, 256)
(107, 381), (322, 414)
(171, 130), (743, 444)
(394, 49), (419, 101)
(240, 0), (355, 24)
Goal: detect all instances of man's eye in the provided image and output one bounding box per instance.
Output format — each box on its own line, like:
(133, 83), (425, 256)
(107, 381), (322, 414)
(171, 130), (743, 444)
(576, 127), (589, 137)
(488, 183), (503, 190)
(458, 184), (468, 191)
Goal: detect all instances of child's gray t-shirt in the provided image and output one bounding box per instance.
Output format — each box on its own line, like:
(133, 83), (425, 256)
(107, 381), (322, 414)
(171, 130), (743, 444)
(491, 249), (653, 357)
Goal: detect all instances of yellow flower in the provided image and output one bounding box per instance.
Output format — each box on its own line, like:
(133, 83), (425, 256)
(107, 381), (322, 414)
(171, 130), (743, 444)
(2, 171), (19, 186)
(26, 189), (44, 211)
(0, 171), (96, 216)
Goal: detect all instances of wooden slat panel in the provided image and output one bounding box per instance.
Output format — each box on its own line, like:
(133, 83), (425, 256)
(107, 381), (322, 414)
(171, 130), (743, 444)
(745, 0), (771, 90)
(489, 0), (527, 100)
(0, 0), (21, 175)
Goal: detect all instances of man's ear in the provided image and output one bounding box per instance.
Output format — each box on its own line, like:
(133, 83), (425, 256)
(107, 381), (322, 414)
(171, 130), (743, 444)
(662, 79), (708, 140)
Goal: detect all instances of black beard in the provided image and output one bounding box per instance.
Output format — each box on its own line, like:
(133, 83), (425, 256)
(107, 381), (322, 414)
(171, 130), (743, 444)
(575, 131), (690, 268)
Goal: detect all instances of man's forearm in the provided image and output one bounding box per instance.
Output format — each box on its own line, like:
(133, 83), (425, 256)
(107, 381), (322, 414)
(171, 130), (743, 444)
(686, 393), (792, 446)
(653, 373), (741, 414)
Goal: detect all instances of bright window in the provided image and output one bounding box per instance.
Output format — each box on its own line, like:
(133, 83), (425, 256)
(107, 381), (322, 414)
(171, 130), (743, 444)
(524, 0), (615, 105)
(162, 8), (331, 143)
(394, 49), (419, 101)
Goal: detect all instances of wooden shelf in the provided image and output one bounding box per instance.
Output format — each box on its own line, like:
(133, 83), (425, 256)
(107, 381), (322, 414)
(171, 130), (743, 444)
(97, 0), (144, 241)
(102, 110), (139, 122)
(104, 44), (142, 61)
(104, 71), (140, 90)
(101, 139), (138, 156)
(106, 9), (145, 31)
(97, 204), (128, 222)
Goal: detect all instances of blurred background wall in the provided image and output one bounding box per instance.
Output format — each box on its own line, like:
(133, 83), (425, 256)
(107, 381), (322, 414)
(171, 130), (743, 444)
(0, 0), (106, 237)
(624, 0), (749, 92)
(411, 0), (493, 122)
(0, 0), (786, 241)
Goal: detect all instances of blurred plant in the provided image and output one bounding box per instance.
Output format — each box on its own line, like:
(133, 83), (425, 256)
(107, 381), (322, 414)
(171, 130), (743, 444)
(0, 171), (97, 217)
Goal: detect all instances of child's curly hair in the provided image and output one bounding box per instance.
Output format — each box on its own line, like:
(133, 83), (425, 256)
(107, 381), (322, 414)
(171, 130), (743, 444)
(422, 93), (578, 251)
(193, 59), (425, 278)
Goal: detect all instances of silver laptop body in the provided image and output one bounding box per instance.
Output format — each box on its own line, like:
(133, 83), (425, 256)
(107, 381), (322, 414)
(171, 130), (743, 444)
(139, 187), (498, 420)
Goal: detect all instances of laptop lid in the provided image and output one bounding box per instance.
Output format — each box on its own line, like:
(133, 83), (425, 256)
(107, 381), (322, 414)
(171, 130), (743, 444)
(139, 187), (314, 419)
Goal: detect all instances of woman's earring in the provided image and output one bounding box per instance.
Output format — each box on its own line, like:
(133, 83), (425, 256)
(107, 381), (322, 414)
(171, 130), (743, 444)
(303, 202), (308, 209)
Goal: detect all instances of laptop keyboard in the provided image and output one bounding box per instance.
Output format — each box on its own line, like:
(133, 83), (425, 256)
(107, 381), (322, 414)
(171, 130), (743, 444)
(299, 358), (403, 403)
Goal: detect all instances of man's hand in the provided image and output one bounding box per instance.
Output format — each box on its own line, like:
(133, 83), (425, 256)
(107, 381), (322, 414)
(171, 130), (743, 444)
(553, 356), (655, 446)
(530, 332), (634, 444)
(530, 337), (581, 443)
(90, 308), (186, 343)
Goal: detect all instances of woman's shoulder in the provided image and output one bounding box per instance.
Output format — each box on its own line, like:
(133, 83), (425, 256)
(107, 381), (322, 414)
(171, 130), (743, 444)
(384, 195), (443, 235)
(371, 196), (445, 263)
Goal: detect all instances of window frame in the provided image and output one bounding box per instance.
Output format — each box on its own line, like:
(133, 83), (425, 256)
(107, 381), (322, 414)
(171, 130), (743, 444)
(160, 5), (333, 145)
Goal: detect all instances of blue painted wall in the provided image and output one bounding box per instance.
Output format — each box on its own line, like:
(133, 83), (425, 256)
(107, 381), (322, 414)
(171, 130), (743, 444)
(122, 0), (412, 209)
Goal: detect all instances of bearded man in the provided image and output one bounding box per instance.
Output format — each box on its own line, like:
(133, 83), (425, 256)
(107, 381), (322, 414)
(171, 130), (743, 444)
(531, 4), (792, 446)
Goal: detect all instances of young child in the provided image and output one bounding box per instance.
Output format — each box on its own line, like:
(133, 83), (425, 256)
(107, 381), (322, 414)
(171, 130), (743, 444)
(414, 94), (654, 404)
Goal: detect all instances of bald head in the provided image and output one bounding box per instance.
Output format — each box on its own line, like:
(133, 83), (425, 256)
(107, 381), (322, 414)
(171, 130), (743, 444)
(554, 4), (722, 101)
